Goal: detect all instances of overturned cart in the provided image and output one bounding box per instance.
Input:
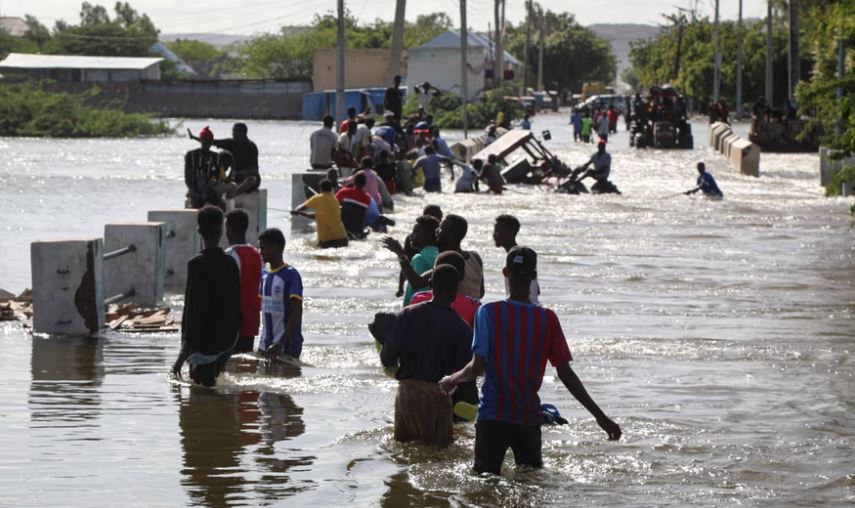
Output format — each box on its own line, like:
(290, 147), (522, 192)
(471, 130), (612, 194)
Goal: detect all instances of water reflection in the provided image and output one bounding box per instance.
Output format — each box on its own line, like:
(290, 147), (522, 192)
(175, 359), (313, 507)
(29, 336), (104, 428)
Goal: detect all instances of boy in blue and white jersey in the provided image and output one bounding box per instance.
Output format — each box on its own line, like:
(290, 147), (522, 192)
(257, 228), (304, 360)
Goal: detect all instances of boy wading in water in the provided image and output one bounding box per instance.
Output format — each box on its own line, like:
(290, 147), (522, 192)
(440, 246), (622, 474)
(225, 209), (263, 353)
(258, 228), (304, 361)
(172, 205), (241, 386)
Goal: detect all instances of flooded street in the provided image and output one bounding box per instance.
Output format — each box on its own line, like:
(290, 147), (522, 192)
(1, 114), (853, 506)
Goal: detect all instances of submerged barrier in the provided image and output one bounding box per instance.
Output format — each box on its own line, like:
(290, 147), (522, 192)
(450, 128), (508, 163)
(708, 121), (760, 177)
(30, 190), (268, 336)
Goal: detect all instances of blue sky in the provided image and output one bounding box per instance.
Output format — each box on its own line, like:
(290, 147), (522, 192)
(3, 0), (767, 35)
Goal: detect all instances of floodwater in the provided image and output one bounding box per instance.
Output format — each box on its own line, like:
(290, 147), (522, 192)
(0, 114), (853, 507)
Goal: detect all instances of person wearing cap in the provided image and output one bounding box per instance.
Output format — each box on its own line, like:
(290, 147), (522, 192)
(184, 126), (234, 209)
(685, 162), (723, 199)
(189, 123), (260, 194)
(439, 246), (622, 474)
(381, 264), (473, 447)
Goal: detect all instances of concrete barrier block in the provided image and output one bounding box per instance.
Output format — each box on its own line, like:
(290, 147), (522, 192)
(104, 222), (166, 307)
(31, 238), (104, 336)
(721, 133), (740, 156)
(147, 210), (199, 293)
(709, 122), (732, 147)
(231, 189), (267, 247)
(729, 138), (761, 177)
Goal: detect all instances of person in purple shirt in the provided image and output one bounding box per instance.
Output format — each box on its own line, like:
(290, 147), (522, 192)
(439, 246), (622, 474)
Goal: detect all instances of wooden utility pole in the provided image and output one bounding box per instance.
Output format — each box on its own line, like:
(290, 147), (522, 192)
(335, 0), (345, 127)
(712, 0), (721, 102)
(765, 0), (773, 105)
(787, 0), (800, 101)
(387, 0), (406, 84)
(537, 7), (544, 92)
(494, 0), (503, 84)
(522, 0), (532, 95)
(736, 0), (744, 117)
(836, 38), (844, 137)
(460, 0), (469, 138)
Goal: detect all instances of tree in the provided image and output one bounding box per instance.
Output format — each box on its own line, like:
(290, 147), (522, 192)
(48, 2), (159, 57)
(505, 11), (616, 99)
(166, 39), (240, 78)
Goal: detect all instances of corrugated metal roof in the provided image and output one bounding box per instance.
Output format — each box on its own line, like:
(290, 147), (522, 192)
(0, 53), (163, 70)
(414, 31), (521, 65)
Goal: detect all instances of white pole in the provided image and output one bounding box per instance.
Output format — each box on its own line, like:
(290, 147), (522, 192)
(335, 0), (346, 127)
(736, 0), (743, 117)
(765, 0), (773, 105)
(712, 0), (721, 103)
(460, 0), (469, 138)
(388, 0), (406, 84)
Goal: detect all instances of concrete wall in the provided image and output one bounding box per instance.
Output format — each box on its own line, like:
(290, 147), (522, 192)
(44, 79), (311, 120)
(406, 46), (485, 101)
(313, 48), (405, 91)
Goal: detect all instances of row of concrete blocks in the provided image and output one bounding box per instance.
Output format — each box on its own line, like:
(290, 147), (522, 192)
(30, 191), (267, 336)
(450, 128), (509, 163)
(708, 122), (760, 177)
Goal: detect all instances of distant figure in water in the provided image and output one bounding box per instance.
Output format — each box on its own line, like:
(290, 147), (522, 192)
(685, 162), (723, 199)
(172, 205), (240, 386)
(439, 246), (622, 474)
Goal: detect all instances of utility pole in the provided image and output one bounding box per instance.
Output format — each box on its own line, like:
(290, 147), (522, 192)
(537, 6), (544, 92)
(335, 0), (345, 127)
(787, 0), (800, 101)
(500, 0), (505, 79)
(672, 14), (685, 81)
(736, 0), (744, 117)
(494, 0), (502, 84)
(387, 0), (405, 84)
(712, 0), (721, 102)
(837, 38), (844, 138)
(522, 0), (532, 96)
(460, 0), (469, 138)
(765, 0), (773, 106)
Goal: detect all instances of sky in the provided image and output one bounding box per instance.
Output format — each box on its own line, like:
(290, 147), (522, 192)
(1, 0), (769, 35)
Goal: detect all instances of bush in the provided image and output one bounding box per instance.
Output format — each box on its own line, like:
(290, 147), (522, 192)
(0, 82), (173, 137)
(402, 81), (525, 130)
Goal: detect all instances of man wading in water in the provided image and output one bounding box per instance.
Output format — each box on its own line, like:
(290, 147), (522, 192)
(440, 246), (622, 474)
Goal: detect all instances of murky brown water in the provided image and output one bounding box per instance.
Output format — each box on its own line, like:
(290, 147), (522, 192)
(1, 115), (853, 506)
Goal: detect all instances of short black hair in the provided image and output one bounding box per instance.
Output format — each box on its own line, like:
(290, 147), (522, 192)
(225, 208), (249, 235)
(354, 172), (367, 187)
(424, 146), (436, 154)
(414, 214), (440, 235)
(495, 214), (521, 235)
(365, 118), (375, 128)
(431, 264), (461, 293)
(233, 122), (248, 135)
(348, 122), (358, 133)
(197, 205), (223, 239)
(360, 156), (374, 168)
(443, 214), (468, 242)
(319, 179), (334, 192)
(258, 228), (286, 250)
(422, 205), (442, 220)
(322, 115), (334, 127)
(434, 250), (466, 280)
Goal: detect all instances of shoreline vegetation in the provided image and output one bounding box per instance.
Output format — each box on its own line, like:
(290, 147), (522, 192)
(0, 82), (174, 138)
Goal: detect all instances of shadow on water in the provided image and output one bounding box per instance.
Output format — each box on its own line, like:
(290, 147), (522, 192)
(174, 357), (315, 507)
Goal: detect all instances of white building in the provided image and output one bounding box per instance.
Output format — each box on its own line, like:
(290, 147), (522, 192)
(406, 31), (521, 101)
(0, 53), (163, 82)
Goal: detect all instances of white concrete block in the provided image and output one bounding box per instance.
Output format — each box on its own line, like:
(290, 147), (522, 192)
(147, 210), (199, 293)
(720, 133), (740, 156)
(31, 238), (104, 336)
(709, 121), (732, 147)
(231, 189), (267, 247)
(104, 222), (166, 307)
(729, 138), (761, 177)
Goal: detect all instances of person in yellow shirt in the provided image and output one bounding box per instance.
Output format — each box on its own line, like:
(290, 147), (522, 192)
(291, 179), (349, 248)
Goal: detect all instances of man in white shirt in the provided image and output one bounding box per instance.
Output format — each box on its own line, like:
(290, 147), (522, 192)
(310, 115), (338, 170)
(492, 214), (541, 305)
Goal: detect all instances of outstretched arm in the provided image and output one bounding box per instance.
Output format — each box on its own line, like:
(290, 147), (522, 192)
(439, 354), (486, 393)
(555, 362), (621, 440)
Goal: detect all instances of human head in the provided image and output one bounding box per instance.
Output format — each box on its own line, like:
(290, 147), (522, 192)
(326, 168), (338, 184)
(422, 205), (443, 221)
(411, 215), (440, 250)
(225, 208), (249, 244)
(424, 145), (435, 155)
(347, 106), (357, 119)
(198, 126), (214, 150)
(365, 118), (375, 128)
(354, 172), (367, 188)
(380, 150), (389, 162)
(319, 179), (334, 193)
(360, 156), (373, 169)
(393, 75), (401, 87)
(503, 245), (537, 283)
(437, 214), (467, 249)
(433, 250), (466, 279)
(598, 140), (606, 153)
(487, 154), (498, 165)
(232, 122), (248, 141)
(197, 205), (223, 245)
(258, 227), (286, 264)
(493, 214), (520, 249)
(487, 125), (496, 135)
(473, 159), (484, 170)
(430, 264), (460, 304)
(697, 161), (706, 174)
(585, 111), (590, 118)
(322, 115), (334, 128)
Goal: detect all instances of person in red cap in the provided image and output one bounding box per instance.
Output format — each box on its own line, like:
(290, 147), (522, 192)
(184, 126), (235, 208)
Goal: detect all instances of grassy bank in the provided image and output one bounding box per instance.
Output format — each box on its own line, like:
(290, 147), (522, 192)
(0, 82), (173, 137)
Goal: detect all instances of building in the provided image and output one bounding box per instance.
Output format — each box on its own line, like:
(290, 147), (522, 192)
(0, 53), (163, 82)
(405, 31), (521, 100)
(313, 48), (405, 91)
(0, 17), (29, 37)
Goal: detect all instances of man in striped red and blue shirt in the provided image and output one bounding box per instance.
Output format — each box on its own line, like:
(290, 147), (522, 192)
(440, 246), (622, 474)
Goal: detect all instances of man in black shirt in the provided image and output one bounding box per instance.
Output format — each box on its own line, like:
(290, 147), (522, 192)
(380, 265), (472, 447)
(188, 123), (260, 194)
(383, 75), (403, 121)
(172, 205), (241, 386)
